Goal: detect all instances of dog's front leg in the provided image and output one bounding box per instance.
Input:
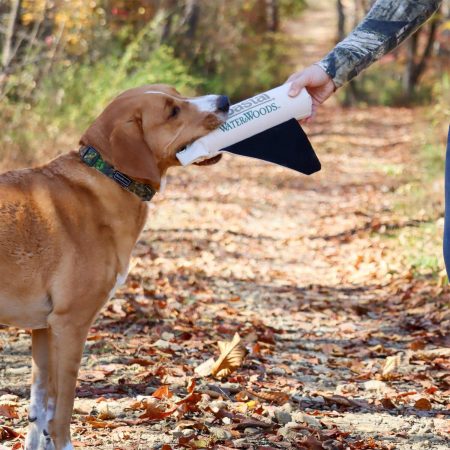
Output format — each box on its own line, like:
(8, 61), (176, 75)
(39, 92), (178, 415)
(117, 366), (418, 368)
(25, 329), (53, 450)
(45, 311), (95, 450)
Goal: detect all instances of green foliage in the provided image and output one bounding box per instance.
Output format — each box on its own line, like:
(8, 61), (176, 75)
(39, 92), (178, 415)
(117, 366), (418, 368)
(279, 0), (307, 16)
(1, 36), (200, 167)
(36, 45), (200, 131)
(337, 61), (437, 107)
(199, 34), (293, 100)
(386, 222), (444, 279)
(0, 0), (306, 166)
(384, 71), (449, 282)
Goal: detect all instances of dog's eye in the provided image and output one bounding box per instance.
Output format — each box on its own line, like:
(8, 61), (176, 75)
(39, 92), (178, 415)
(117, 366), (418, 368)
(170, 106), (180, 118)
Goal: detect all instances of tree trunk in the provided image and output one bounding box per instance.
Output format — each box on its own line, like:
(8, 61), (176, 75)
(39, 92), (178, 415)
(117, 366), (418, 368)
(182, 0), (200, 39)
(160, 0), (178, 43)
(337, 0), (345, 41)
(265, 0), (279, 32)
(403, 9), (440, 99)
(2, 0), (21, 71)
(403, 31), (419, 98)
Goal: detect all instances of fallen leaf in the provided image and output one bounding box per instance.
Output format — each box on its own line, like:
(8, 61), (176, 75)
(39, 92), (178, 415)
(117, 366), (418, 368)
(425, 386), (438, 395)
(0, 425), (20, 442)
(246, 389), (289, 405)
(11, 443), (23, 450)
(298, 434), (324, 450)
(187, 378), (196, 394)
(409, 340), (426, 351)
(382, 354), (402, 377)
(0, 405), (18, 419)
(152, 385), (173, 400)
(323, 394), (354, 407)
(78, 370), (110, 383)
(177, 392), (202, 406)
(381, 397), (396, 409)
(235, 391), (249, 402)
(211, 333), (246, 378)
(190, 438), (210, 448)
(195, 358), (215, 377)
(232, 418), (272, 430)
(139, 402), (177, 420)
(414, 398), (432, 410)
(84, 416), (122, 429)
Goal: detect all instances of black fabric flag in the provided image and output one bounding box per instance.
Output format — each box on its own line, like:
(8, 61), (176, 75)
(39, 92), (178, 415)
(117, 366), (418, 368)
(224, 119), (321, 175)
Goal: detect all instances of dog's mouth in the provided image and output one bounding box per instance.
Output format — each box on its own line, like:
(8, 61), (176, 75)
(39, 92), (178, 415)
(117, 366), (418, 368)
(192, 110), (228, 166)
(177, 110), (228, 166)
(194, 154), (223, 165)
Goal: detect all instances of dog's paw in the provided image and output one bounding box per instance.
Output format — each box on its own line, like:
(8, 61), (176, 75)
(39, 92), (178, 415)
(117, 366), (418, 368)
(41, 429), (55, 450)
(24, 422), (42, 450)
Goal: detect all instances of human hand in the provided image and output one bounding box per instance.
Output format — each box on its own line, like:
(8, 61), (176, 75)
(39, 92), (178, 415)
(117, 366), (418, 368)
(286, 64), (336, 122)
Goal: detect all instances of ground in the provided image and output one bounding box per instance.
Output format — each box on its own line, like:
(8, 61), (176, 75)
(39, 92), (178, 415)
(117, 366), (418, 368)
(1, 1), (449, 449)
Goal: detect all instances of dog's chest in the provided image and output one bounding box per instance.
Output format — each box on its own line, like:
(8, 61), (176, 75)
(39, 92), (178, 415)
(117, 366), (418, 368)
(0, 293), (51, 329)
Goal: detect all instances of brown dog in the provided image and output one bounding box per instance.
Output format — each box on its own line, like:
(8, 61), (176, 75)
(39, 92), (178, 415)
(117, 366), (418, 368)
(0, 84), (229, 450)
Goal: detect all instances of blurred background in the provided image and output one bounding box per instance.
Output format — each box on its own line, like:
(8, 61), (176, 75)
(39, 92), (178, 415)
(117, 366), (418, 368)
(0, 0), (449, 169)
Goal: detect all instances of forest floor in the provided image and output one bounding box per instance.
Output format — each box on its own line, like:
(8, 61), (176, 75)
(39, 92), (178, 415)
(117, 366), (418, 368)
(1, 1), (449, 449)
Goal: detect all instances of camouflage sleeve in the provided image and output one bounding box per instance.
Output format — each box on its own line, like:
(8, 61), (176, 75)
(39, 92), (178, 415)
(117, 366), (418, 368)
(317, 0), (442, 88)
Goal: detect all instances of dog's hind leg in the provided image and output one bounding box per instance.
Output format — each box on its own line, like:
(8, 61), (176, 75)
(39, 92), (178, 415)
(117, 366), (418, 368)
(25, 328), (53, 450)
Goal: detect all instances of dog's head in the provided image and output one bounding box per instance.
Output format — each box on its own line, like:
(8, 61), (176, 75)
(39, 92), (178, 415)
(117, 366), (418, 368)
(80, 84), (229, 190)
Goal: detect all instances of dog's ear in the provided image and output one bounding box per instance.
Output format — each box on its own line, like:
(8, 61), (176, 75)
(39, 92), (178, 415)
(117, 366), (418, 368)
(109, 119), (161, 188)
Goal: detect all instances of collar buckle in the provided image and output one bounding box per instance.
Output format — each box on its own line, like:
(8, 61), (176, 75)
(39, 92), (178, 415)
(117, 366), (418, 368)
(80, 146), (100, 167)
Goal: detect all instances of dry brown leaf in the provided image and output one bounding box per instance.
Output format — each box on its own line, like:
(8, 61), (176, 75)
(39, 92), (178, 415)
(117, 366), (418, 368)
(382, 354), (402, 377)
(415, 348), (450, 360)
(414, 398), (432, 411)
(84, 416), (122, 429)
(0, 405), (18, 419)
(211, 333), (246, 379)
(194, 357), (215, 377)
(246, 389), (289, 405)
(299, 434), (324, 450)
(409, 340), (426, 351)
(139, 402), (177, 420)
(235, 391), (249, 402)
(323, 394), (353, 407)
(0, 425), (21, 441)
(187, 378), (196, 394)
(152, 385), (173, 400)
(381, 397), (396, 410)
(78, 370), (108, 383)
(176, 392), (202, 406)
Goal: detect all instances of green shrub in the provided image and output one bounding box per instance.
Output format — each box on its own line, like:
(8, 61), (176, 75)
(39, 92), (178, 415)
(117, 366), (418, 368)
(35, 46), (201, 131)
(1, 41), (200, 168)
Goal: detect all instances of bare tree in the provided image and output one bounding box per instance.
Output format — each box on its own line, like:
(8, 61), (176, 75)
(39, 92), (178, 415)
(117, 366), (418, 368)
(160, 0), (178, 43)
(337, 0), (345, 41)
(403, 11), (441, 98)
(181, 0), (200, 39)
(265, 0), (279, 33)
(1, 0), (21, 73)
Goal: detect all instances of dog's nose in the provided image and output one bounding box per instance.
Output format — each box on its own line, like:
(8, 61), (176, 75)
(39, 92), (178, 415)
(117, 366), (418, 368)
(216, 95), (230, 113)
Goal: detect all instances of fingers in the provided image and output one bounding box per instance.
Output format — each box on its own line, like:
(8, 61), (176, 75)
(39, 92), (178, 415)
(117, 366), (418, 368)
(288, 74), (308, 97)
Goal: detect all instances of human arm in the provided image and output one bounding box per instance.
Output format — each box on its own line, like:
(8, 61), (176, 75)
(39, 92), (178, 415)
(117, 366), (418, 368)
(288, 0), (442, 117)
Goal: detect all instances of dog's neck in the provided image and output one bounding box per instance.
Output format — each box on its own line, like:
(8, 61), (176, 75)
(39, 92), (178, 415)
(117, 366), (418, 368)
(79, 146), (156, 202)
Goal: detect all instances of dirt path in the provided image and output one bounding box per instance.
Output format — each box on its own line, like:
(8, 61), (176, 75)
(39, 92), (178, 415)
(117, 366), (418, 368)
(1, 2), (449, 450)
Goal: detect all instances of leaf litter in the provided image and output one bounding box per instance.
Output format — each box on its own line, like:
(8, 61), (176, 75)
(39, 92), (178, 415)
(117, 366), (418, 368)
(0, 107), (449, 448)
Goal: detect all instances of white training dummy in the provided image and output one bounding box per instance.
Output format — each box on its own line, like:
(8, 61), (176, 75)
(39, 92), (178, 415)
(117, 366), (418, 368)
(177, 83), (313, 166)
